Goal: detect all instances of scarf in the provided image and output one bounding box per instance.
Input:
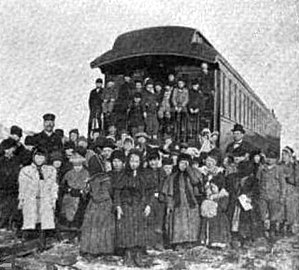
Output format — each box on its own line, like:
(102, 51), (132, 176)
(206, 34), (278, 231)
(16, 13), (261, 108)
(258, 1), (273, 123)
(173, 171), (196, 209)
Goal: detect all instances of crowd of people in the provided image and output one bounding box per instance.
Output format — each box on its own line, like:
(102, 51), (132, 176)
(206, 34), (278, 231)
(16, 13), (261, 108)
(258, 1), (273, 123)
(0, 108), (298, 267)
(88, 62), (214, 142)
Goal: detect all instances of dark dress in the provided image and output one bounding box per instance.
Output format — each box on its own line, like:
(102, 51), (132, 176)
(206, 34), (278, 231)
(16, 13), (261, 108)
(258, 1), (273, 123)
(199, 172), (230, 247)
(114, 169), (154, 248)
(80, 173), (115, 255)
(226, 168), (264, 240)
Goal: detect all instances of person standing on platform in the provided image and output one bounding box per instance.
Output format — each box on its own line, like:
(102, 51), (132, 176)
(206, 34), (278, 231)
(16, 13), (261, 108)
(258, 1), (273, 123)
(34, 113), (63, 159)
(187, 79), (204, 141)
(114, 73), (134, 131)
(142, 79), (159, 139)
(88, 78), (104, 138)
(172, 78), (189, 142)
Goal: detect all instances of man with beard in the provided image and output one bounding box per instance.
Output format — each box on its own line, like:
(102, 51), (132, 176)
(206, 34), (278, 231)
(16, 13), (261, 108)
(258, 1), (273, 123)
(34, 114), (63, 159)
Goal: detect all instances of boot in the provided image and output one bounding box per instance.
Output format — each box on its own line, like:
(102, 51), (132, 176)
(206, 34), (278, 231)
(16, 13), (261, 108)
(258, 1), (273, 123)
(133, 249), (144, 268)
(123, 249), (134, 267)
(269, 222), (276, 242)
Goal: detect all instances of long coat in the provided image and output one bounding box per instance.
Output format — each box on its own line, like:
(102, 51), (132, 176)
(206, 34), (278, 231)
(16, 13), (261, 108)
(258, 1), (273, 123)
(80, 173), (115, 255)
(18, 164), (58, 230)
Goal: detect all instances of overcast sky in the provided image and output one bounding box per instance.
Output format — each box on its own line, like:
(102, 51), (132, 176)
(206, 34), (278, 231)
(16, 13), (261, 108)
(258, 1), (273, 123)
(1, 0), (298, 150)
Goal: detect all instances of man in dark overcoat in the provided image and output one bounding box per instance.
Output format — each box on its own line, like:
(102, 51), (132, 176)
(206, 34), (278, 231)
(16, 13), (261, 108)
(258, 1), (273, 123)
(88, 78), (104, 138)
(34, 113), (63, 159)
(225, 124), (254, 164)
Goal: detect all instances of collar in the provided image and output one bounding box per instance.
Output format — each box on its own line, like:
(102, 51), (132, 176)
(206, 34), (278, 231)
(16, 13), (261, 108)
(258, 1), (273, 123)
(43, 130), (54, 137)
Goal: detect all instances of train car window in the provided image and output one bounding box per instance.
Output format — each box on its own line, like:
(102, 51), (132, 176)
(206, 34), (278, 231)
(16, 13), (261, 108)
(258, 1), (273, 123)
(224, 77), (229, 117)
(239, 91), (243, 124)
(246, 96), (250, 128)
(221, 72), (225, 116)
(228, 79), (232, 118)
(234, 84), (237, 121)
(243, 93), (247, 126)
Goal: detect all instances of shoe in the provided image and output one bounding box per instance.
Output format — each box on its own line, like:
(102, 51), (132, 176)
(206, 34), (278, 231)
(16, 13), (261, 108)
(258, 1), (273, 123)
(133, 250), (147, 268)
(123, 249), (134, 267)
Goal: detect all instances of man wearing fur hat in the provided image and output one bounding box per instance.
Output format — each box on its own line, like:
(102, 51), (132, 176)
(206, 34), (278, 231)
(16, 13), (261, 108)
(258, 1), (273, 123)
(0, 138), (20, 229)
(34, 113), (63, 159)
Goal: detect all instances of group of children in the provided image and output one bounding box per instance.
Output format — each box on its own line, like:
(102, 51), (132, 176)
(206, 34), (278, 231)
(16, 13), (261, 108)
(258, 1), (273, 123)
(88, 63), (213, 142)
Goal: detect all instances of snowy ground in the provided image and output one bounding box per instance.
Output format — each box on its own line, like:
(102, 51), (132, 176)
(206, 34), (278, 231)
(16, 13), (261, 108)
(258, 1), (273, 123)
(8, 236), (299, 270)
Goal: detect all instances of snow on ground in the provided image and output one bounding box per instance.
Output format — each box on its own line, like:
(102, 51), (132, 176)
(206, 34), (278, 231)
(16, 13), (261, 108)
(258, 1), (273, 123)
(12, 236), (299, 270)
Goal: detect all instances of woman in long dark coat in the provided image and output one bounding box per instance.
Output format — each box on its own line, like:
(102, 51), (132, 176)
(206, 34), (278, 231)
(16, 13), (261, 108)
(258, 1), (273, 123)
(162, 153), (200, 250)
(226, 161), (265, 246)
(80, 157), (115, 257)
(114, 150), (155, 267)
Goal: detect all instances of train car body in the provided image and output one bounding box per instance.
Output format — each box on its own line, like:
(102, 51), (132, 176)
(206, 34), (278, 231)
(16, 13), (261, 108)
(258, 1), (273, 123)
(90, 26), (281, 156)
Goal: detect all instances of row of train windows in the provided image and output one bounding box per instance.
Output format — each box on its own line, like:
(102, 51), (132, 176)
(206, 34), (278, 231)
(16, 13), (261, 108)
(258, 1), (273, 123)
(221, 75), (268, 134)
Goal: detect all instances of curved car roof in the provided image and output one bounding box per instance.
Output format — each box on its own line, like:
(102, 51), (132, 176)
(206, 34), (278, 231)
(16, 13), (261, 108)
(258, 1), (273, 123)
(90, 26), (218, 69)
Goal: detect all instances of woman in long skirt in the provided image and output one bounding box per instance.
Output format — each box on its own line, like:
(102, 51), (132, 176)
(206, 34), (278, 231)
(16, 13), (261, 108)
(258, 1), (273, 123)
(163, 153), (200, 250)
(114, 150), (154, 267)
(199, 150), (230, 248)
(80, 159), (115, 257)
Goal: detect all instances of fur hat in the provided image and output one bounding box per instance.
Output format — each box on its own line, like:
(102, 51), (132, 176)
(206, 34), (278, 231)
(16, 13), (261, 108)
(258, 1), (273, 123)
(24, 135), (36, 146)
(10, 125), (23, 138)
(1, 138), (17, 150)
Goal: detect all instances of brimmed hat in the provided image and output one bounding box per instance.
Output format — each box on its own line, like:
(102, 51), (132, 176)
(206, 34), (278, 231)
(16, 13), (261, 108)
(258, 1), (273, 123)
(135, 132), (149, 140)
(282, 146), (294, 156)
(231, 123), (245, 134)
(50, 151), (64, 162)
(78, 136), (88, 144)
(10, 125), (23, 138)
(1, 138), (17, 150)
(201, 128), (211, 135)
(69, 152), (86, 166)
(211, 131), (219, 137)
(43, 113), (56, 121)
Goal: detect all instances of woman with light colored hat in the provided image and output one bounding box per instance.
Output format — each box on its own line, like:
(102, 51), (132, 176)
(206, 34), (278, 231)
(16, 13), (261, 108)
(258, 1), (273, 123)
(59, 149), (89, 236)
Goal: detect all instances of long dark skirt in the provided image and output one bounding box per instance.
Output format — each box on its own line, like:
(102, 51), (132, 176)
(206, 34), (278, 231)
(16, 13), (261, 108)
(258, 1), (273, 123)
(0, 193), (18, 229)
(80, 199), (115, 255)
(116, 202), (152, 248)
(200, 212), (231, 246)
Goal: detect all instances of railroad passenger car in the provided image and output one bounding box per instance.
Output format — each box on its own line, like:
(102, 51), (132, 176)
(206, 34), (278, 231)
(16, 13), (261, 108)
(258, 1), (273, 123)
(90, 26), (281, 156)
